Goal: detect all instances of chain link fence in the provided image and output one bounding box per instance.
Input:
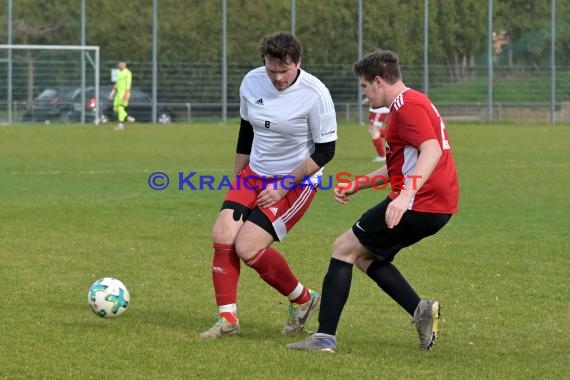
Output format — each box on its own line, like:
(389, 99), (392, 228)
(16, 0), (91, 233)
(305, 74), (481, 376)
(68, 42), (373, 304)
(2, 1), (569, 124)
(2, 54), (569, 124)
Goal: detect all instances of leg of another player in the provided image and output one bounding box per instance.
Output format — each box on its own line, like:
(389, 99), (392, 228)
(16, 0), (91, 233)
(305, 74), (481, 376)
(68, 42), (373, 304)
(317, 229), (370, 335)
(235, 221), (312, 305)
(287, 228), (370, 351)
(211, 209), (246, 319)
(116, 105), (128, 130)
(112, 102), (124, 131)
(355, 256), (420, 316)
(367, 119), (380, 140)
(368, 121), (385, 162)
(199, 209), (245, 338)
(236, 221), (317, 335)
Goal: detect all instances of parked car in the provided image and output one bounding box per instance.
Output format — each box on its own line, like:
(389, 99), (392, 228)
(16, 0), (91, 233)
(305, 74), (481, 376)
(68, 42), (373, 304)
(22, 87), (82, 123)
(23, 85), (176, 124)
(79, 85), (176, 124)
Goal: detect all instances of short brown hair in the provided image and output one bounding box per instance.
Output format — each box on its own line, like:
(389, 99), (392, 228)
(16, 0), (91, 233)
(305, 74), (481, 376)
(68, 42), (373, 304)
(353, 49), (402, 84)
(259, 32), (302, 64)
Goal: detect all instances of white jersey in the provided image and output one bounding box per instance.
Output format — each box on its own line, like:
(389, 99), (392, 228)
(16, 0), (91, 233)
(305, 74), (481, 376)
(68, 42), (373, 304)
(240, 67), (337, 183)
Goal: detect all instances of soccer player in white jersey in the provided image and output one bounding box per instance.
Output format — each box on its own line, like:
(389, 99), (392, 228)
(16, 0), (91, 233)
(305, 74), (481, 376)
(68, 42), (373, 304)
(200, 32), (337, 338)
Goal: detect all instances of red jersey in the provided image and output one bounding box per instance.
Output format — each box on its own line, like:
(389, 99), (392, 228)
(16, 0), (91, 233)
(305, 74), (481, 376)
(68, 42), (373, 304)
(385, 88), (459, 214)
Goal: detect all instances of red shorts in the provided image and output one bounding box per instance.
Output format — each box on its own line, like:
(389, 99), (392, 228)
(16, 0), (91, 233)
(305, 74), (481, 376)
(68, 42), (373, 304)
(224, 165), (317, 240)
(369, 110), (388, 127)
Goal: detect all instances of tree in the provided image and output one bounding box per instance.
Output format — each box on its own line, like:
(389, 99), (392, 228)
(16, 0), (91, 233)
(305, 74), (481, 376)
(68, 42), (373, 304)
(4, 0), (77, 104)
(495, 0), (552, 68)
(1, 0), (567, 104)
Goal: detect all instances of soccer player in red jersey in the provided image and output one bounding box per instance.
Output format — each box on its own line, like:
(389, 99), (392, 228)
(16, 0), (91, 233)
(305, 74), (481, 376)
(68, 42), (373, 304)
(363, 97), (390, 162)
(199, 32), (337, 338)
(288, 49), (459, 352)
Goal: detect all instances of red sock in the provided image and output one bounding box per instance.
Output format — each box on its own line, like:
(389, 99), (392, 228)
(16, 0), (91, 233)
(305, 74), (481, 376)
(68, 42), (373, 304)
(212, 243), (240, 306)
(245, 247), (298, 296)
(372, 137), (386, 157)
(291, 287), (310, 305)
(220, 312), (238, 324)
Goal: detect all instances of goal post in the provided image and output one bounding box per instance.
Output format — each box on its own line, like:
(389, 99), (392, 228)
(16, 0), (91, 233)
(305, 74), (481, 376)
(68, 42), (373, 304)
(0, 44), (100, 124)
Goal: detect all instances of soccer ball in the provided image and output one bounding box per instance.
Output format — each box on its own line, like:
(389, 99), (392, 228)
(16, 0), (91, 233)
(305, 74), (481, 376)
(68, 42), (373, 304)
(88, 277), (130, 318)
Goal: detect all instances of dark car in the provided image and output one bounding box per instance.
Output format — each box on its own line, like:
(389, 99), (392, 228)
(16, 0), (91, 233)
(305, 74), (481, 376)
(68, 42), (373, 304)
(22, 87), (82, 123)
(23, 85), (176, 124)
(80, 85), (176, 124)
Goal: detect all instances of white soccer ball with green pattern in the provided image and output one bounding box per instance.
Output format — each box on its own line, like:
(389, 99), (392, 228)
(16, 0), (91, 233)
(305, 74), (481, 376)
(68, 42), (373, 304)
(88, 277), (130, 318)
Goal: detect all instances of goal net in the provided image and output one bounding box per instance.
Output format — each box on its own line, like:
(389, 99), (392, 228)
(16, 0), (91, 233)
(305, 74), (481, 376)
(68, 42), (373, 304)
(0, 44), (100, 124)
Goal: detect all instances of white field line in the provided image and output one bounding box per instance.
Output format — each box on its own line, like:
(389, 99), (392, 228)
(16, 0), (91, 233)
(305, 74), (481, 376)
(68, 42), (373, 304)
(3, 164), (567, 177)
(465, 163), (568, 169)
(5, 169), (230, 176)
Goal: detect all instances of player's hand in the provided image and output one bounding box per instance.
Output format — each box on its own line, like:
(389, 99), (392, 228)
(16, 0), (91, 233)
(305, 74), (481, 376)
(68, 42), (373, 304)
(108, 90), (115, 100)
(122, 93), (129, 101)
(385, 192), (411, 229)
(257, 182), (287, 208)
(334, 182), (357, 204)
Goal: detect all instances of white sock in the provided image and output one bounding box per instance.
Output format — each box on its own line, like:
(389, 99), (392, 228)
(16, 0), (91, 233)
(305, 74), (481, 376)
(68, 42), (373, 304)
(315, 333), (335, 338)
(287, 282), (304, 301)
(218, 304), (237, 314)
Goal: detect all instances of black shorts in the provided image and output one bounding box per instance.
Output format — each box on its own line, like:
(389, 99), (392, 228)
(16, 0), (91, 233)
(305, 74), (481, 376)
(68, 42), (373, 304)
(352, 197), (452, 262)
(221, 200), (279, 241)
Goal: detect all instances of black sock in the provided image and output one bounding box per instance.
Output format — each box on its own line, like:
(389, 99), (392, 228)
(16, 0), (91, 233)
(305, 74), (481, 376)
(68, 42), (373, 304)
(317, 258), (353, 336)
(366, 260), (420, 316)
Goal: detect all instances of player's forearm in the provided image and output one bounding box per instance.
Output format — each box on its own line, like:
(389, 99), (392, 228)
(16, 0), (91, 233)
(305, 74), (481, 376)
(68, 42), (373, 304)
(348, 165), (389, 191)
(285, 157), (321, 186)
(366, 165), (390, 190)
(283, 139), (336, 186)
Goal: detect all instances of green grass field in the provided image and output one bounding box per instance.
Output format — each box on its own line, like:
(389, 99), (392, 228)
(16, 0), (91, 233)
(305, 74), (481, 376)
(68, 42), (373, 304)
(1, 121), (568, 379)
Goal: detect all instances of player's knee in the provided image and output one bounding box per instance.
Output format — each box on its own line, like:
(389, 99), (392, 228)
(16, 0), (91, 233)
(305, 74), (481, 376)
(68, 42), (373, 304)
(368, 127), (380, 140)
(212, 217), (238, 244)
(233, 239), (247, 260)
(332, 234), (350, 258)
(211, 222), (230, 244)
(354, 256), (374, 272)
(212, 202), (250, 244)
(331, 230), (361, 264)
(233, 237), (260, 261)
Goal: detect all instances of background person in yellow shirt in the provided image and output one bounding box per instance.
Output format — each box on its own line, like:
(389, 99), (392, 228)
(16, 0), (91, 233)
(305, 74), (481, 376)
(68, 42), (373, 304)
(108, 60), (135, 130)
